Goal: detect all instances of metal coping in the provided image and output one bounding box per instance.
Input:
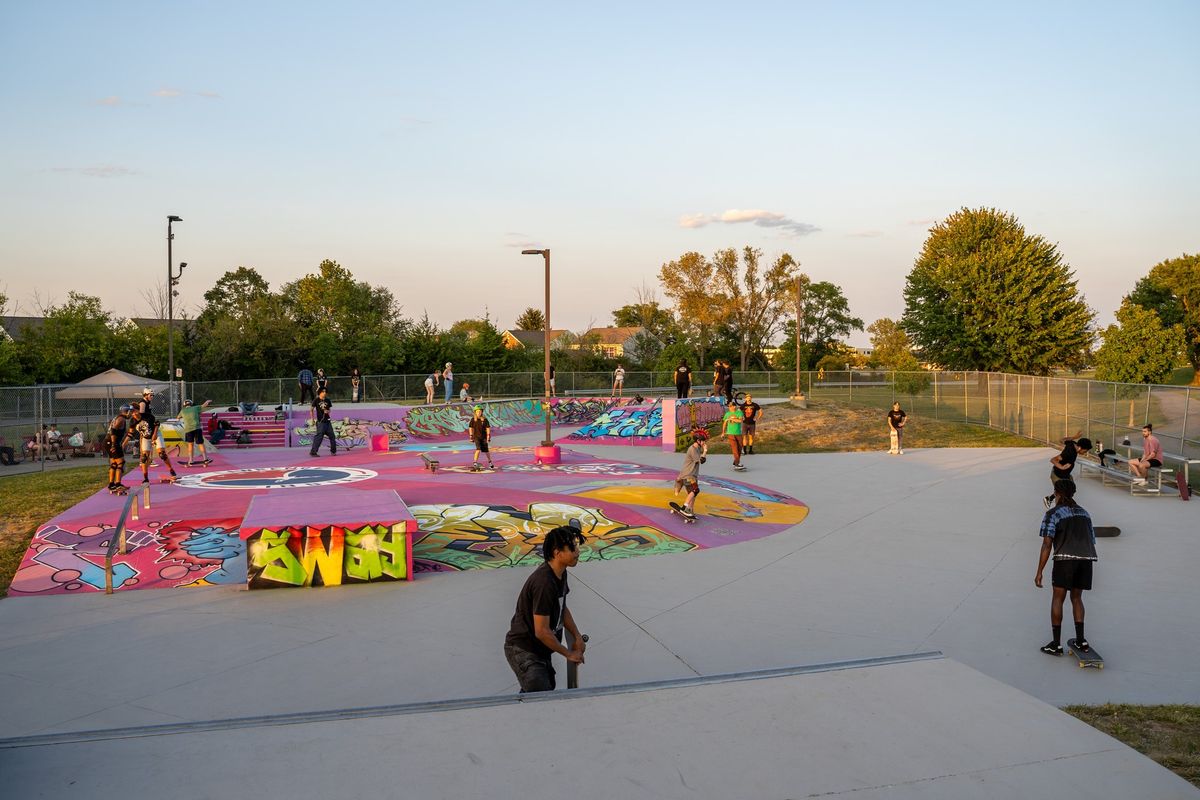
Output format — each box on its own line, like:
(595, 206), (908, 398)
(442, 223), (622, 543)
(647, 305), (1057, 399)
(0, 651), (942, 750)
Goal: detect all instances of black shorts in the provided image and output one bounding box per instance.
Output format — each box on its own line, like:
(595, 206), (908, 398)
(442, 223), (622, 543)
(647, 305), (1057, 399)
(744, 423), (756, 434)
(1051, 559), (1093, 591)
(474, 439), (489, 453)
(184, 430), (204, 444)
(1148, 459), (1162, 468)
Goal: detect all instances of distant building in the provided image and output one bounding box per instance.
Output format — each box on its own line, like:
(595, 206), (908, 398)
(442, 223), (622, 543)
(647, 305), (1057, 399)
(501, 329), (570, 350)
(0, 315), (168, 343)
(570, 327), (653, 359)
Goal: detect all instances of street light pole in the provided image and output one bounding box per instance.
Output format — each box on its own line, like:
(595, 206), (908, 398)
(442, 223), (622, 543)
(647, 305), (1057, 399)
(166, 215), (183, 409)
(793, 275), (807, 405)
(522, 248), (556, 451)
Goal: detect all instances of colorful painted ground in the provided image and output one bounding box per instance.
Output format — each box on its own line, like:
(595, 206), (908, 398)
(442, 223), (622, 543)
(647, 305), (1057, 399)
(8, 445), (808, 596)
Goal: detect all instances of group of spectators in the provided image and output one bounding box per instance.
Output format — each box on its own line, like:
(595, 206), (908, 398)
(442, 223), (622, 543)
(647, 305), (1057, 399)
(297, 367), (364, 405)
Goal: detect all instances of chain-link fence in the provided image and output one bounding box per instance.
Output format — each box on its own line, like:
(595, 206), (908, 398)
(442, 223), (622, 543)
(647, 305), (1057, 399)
(3, 371), (1195, 474)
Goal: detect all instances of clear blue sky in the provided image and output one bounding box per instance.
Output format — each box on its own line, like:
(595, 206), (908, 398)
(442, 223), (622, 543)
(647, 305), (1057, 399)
(2, 1), (1196, 346)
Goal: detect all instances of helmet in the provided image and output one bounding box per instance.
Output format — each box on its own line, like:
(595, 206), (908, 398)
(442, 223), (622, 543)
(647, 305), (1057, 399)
(473, 405), (483, 412)
(119, 404), (133, 413)
(142, 387), (154, 395)
(691, 428), (709, 442)
(183, 399), (193, 407)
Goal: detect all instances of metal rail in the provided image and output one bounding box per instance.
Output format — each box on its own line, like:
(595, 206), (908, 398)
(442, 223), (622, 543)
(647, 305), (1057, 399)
(104, 483), (151, 594)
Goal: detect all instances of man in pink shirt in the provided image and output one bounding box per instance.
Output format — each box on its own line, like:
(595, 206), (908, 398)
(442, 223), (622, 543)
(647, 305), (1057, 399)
(1128, 424), (1163, 484)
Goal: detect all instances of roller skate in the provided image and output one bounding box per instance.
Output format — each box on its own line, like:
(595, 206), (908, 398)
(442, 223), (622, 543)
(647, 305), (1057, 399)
(160, 473), (179, 484)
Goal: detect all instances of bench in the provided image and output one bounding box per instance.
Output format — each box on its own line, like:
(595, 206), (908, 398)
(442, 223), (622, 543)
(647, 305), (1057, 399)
(1079, 456), (1171, 497)
(421, 452), (439, 473)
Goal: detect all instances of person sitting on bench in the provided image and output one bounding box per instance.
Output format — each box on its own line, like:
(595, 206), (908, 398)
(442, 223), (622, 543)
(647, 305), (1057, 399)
(1128, 424), (1162, 485)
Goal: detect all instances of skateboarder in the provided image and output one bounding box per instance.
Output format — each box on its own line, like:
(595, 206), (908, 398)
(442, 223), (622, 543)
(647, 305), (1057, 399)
(887, 402), (907, 454)
(131, 400), (178, 484)
(468, 405), (495, 470)
(179, 398), (213, 466)
(741, 393), (762, 454)
(1035, 479), (1098, 656)
(310, 387), (336, 457)
(105, 404), (133, 494)
(1045, 433), (1092, 509)
(503, 525), (587, 693)
(722, 399), (746, 470)
(673, 429), (709, 516)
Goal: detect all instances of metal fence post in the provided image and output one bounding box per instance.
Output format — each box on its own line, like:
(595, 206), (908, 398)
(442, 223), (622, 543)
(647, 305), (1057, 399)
(1182, 387), (1191, 457)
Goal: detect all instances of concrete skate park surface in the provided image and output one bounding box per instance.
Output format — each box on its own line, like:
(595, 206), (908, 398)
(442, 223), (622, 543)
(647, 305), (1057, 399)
(1, 428), (1197, 797)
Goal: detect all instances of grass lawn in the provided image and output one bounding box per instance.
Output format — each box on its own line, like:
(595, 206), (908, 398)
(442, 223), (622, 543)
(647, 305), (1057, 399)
(0, 463), (107, 596)
(704, 397), (1040, 454)
(1065, 705), (1200, 787)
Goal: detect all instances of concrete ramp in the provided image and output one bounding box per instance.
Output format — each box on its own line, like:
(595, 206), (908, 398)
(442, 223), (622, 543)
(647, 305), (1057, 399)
(2, 654), (1193, 799)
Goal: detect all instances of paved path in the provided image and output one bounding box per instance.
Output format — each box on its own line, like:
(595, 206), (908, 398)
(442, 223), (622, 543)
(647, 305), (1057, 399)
(1, 437), (1197, 796)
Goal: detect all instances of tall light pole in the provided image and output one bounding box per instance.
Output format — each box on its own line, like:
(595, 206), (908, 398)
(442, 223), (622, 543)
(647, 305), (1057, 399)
(793, 275), (807, 405)
(521, 248), (555, 450)
(167, 215), (183, 409)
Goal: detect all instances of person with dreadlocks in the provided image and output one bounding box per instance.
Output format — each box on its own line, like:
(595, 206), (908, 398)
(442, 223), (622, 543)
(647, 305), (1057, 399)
(132, 389), (178, 484)
(105, 404), (134, 494)
(503, 525), (588, 693)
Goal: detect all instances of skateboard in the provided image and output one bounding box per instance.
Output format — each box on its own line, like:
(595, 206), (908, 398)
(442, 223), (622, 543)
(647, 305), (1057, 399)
(669, 501), (698, 524)
(1094, 526), (1121, 537)
(1067, 638), (1103, 669)
(109, 484), (130, 496)
(1179, 477), (1191, 501)
(469, 463), (495, 473)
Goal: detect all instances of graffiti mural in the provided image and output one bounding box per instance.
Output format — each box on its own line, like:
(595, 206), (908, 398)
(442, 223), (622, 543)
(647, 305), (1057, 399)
(293, 418), (408, 449)
(244, 523), (413, 589)
(410, 501), (694, 572)
(403, 400), (543, 439)
(175, 466), (378, 490)
(569, 406), (662, 443)
(550, 398), (623, 425)
(9, 519), (244, 595)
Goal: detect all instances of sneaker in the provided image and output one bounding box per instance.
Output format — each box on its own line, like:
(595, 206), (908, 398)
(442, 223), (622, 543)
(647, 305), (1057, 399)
(1075, 639), (1090, 653)
(898, 450), (904, 454)
(1132, 477), (1147, 485)
(1040, 642), (1063, 656)
(309, 452), (319, 458)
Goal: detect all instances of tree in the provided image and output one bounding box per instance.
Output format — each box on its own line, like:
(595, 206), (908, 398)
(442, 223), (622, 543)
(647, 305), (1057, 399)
(514, 307), (545, 331)
(866, 318), (914, 368)
(20, 293), (116, 383)
(658, 251), (728, 368)
(1128, 253), (1200, 383)
(199, 267), (270, 324)
(901, 207), (1094, 374)
(0, 292), (26, 385)
(281, 259), (399, 338)
(712, 247), (799, 370)
(612, 284), (675, 341)
(775, 279), (864, 370)
(1094, 302), (1186, 385)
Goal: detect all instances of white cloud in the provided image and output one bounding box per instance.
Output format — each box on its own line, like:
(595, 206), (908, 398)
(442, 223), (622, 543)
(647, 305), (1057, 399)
(153, 87), (182, 98)
(96, 96), (123, 107)
(680, 208), (820, 237)
(197, 90), (221, 99)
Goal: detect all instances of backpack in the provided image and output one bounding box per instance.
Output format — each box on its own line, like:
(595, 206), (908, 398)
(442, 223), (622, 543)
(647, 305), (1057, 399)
(236, 429), (251, 445)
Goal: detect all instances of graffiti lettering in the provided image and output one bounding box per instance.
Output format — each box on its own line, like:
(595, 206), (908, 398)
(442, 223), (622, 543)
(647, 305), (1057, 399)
(246, 524), (412, 589)
(569, 407), (662, 441)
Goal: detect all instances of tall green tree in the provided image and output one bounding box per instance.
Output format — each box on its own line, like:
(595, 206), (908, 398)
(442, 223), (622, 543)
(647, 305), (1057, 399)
(1127, 253), (1200, 383)
(514, 307), (545, 331)
(1094, 301), (1186, 384)
(712, 247), (799, 370)
(866, 317), (918, 369)
(901, 207), (1094, 374)
(774, 279), (863, 370)
(658, 251), (727, 368)
(20, 293), (116, 383)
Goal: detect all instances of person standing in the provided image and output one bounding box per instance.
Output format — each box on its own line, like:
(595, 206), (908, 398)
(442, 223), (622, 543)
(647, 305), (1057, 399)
(722, 359), (735, 404)
(1035, 479), (1098, 656)
(887, 402), (907, 455)
(1127, 424), (1162, 484)
(711, 360), (723, 398)
(612, 364), (625, 398)
(105, 405), (133, 494)
(549, 363), (556, 398)
(350, 367), (362, 403)
(180, 399), (213, 466)
(674, 360), (692, 399)
(674, 429), (708, 515)
(1045, 433), (1092, 509)
(443, 362), (455, 403)
(503, 525), (587, 693)
(131, 401), (178, 484)
(722, 399), (746, 471)
(297, 367), (315, 404)
(468, 405), (495, 470)
(315, 368), (330, 396)
(309, 387), (336, 457)
(424, 368), (441, 404)
(741, 393), (762, 454)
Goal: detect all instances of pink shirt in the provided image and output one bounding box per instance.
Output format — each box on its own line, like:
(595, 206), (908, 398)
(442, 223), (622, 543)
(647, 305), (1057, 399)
(1142, 434), (1162, 462)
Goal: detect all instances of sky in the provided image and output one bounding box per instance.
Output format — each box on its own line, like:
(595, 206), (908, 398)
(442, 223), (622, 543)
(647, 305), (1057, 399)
(1, 1), (1197, 347)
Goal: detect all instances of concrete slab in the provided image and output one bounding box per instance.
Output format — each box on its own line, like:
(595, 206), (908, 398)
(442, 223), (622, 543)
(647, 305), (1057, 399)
(1, 657), (1195, 799)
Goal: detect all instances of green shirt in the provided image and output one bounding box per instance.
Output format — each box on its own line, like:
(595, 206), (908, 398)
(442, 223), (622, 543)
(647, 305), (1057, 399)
(180, 405), (203, 433)
(723, 409), (744, 436)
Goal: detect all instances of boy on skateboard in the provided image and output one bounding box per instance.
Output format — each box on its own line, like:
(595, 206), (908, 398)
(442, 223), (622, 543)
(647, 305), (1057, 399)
(1035, 479), (1098, 656)
(672, 429), (709, 518)
(133, 390), (179, 484)
(468, 405), (495, 470)
(180, 398), (213, 466)
(722, 399), (746, 471)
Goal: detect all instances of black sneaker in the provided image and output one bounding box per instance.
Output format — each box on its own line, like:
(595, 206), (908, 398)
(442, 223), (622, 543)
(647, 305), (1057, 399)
(1074, 639), (1090, 653)
(309, 452), (319, 457)
(1040, 641), (1063, 656)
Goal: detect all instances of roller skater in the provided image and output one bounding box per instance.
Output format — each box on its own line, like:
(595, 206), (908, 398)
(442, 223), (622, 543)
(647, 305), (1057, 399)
(105, 404), (133, 494)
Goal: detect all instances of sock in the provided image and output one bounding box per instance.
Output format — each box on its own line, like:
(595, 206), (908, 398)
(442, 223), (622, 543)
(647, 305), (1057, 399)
(1075, 622), (1085, 642)
(1052, 625), (1061, 646)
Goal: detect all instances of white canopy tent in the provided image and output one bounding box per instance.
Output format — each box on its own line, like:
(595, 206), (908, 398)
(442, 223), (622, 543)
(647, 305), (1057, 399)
(54, 368), (171, 400)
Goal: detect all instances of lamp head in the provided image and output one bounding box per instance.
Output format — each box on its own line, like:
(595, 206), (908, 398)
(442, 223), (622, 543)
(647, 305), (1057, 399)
(521, 249), (545, 256)
(168, 215), (183, 223)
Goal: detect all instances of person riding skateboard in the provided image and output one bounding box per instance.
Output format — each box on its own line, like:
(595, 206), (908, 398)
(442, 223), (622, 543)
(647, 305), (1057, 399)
(674, 429), (709, 516)
(503, 526), (587, 693)
(1035, 479), (1098, 656)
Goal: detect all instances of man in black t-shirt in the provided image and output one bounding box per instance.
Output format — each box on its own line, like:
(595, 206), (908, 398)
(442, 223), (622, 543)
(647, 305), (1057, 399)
(1044, 433), (1092, 509)
(468, 405), (494, 470)
(105, 405), (133, 493)
(309, 388), (336, 457)
(741, 394), (762, 454)
(674, 360), (692, 399)
(504, 526), (587, 693)
(887, 402), (907, 454)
